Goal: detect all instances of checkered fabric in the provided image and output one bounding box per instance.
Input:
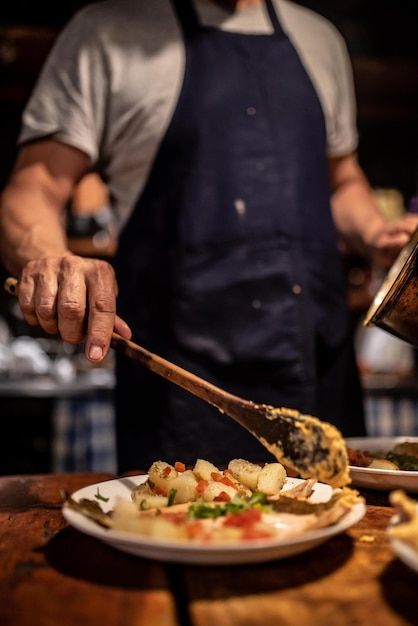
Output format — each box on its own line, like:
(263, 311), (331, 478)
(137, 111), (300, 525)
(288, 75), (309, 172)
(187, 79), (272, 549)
(365, 396), (418, 437)
(52, 396), (117, 473)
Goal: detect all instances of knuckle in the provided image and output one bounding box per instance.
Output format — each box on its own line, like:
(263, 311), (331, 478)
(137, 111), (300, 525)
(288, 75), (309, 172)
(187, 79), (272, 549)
(57, 300), (86, 321)
(19, 300), (34, 317)
(37, 299), (56, 320)
(94, 295), (116, 315)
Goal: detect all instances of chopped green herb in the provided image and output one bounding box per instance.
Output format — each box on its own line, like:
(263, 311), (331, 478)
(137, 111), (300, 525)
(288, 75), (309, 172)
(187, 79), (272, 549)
(187, 491), (272, 520)
(94, 488), (109, 503)
(168, 489), (177, 506)
(386, 452), (418, 471)
(188, 502), (224, 519)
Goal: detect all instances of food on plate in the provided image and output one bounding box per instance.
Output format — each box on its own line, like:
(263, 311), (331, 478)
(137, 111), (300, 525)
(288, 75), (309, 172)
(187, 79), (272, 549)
(65, 457), (364, 544)
(132, 458), (287, 508)
(388, 490), (418, 551)
(393, 442), (418, 458)
(347, 441), (418, 471)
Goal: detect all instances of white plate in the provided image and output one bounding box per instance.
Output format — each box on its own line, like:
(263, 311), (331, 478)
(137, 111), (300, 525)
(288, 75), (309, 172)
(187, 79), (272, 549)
(62, 475), (366, 565)
(345, 437), (418, 493)
(389, 506), (418, 574)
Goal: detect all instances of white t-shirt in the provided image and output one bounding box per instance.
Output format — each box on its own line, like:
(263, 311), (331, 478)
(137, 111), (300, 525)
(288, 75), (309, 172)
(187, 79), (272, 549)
(19, 0), (359, 233)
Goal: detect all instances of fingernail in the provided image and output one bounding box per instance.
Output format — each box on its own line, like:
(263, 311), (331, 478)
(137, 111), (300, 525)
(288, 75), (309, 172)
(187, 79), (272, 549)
(89, 345), (104, 361)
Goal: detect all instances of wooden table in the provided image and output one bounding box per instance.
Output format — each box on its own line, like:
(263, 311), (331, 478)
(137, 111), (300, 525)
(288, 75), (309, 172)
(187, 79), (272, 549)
(0, 472), (417, 626)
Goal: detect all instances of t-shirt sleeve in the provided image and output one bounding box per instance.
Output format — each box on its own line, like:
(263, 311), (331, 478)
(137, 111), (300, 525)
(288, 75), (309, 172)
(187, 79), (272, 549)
(324, 29), (359, 157)
(18, 8), (107, 165)
(282, 3), (359, 158)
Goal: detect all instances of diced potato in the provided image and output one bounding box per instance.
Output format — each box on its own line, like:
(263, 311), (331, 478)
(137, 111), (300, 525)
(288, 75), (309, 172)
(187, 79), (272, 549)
(202, 481), (237, 502)
(171, 469), (199, 504)
(148, 460), (178, 491)
(368, 458), (399, 471)
(256, 463), (287, 495)
(228, 458), (262, 491)
(193, 458), (220, 481)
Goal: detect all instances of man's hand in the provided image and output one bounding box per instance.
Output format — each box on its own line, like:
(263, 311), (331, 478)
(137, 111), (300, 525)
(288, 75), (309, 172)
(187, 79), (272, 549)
(369, 213), (418, 268)
(17, 254), (132, 362)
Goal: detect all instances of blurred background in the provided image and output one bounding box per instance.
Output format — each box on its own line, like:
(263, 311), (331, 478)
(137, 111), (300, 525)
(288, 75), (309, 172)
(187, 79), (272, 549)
(0, 0), (418, 474)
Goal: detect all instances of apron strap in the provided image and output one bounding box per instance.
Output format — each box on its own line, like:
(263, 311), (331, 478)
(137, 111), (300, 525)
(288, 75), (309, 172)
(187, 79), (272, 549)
(171, 0), (200, 36)
(265, 0), (286, 36)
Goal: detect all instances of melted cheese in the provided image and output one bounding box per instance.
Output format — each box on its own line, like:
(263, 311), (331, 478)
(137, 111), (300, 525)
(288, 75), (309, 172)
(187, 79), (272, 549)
(262, 410), (350, 489)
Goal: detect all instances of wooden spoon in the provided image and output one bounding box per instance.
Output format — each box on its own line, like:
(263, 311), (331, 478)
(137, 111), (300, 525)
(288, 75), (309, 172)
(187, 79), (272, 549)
(4, 276), (349, 487)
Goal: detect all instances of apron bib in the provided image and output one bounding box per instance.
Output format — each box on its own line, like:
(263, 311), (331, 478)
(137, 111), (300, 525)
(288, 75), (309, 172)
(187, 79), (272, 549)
(114, 0), (365, 470)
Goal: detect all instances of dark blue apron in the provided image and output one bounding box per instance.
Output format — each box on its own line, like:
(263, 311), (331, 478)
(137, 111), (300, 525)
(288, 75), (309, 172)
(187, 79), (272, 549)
(114, 0), (365, 471)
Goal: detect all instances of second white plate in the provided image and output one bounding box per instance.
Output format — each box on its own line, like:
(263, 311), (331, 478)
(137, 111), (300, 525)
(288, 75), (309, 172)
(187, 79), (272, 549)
(345, 437), (418, 493)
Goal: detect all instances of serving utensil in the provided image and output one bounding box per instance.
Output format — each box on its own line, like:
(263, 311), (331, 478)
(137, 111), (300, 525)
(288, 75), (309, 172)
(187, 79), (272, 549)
(4, 276), (349, 487)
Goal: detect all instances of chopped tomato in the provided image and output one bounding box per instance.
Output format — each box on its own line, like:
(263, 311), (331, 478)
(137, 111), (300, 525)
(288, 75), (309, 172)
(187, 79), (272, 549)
(174, 461), (186, 472)
(161, 512), (187, 525)
(162, 466), (172, 477)
(213, 491), (231, 502)
(346, 447), (372, 467)
(186, 520), (208, 540)
(223, 508), (262, 527)
(196, 479), (209, 494)
(210, 472), (238, 490)
(153, 486), (168, 496)
(219, 476), (239, 489)
(241, 527), (273, 540)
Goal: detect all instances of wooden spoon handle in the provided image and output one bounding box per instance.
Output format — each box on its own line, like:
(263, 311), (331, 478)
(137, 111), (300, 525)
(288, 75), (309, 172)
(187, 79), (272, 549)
(4, 277), (18, 297)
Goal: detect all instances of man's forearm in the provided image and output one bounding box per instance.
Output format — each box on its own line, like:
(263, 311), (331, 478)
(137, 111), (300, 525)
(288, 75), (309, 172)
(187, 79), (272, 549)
(0, 186), (72, 277)
(330, 175), (386, 258)
(331, 174), (418, 268)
